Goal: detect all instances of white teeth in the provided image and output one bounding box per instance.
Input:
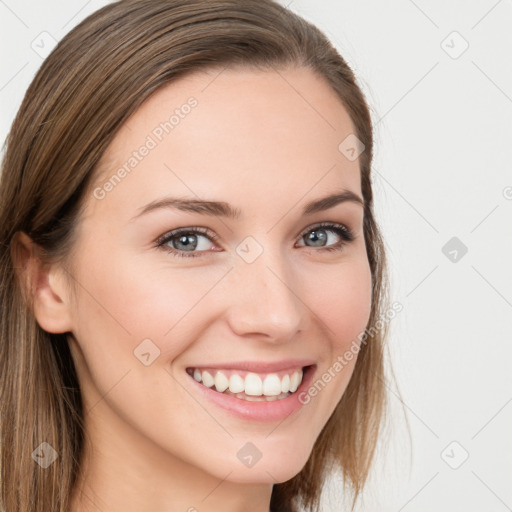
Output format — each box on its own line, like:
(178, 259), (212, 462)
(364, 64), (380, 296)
(229, 374), (245, 393)
(281, 374), (290, 393)
(289, 370), (302, 393)
(191, 367), (307, 399)
(244, 373), (263, 396)
(214, 371), (229, 392)
(263, 374), (283, 396)
(201, 370), (215, 388)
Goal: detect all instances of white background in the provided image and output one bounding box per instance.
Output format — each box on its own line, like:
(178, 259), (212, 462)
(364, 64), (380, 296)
(1, 1), (511, 511)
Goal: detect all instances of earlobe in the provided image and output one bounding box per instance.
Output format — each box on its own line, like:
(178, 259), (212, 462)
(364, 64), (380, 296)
(12, 231), (74, 334)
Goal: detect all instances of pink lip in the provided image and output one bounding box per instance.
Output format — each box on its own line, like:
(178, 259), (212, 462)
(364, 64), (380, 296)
(187, 363), (317, 422)
(186, 358), (316, 373)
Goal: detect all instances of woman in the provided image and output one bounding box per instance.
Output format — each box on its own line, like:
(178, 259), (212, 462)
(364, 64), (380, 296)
(0, 1), (394, 511)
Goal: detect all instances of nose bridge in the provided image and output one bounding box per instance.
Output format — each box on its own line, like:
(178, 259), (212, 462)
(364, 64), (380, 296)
(226, 238), (306, 339)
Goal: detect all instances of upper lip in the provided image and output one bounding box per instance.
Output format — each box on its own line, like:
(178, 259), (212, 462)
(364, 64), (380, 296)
(186, 359), (316, 373)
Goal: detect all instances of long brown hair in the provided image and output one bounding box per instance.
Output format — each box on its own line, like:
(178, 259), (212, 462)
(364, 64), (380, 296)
(0, 1), (394, 511)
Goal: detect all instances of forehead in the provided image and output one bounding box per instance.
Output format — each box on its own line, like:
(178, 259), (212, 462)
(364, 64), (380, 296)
(87, 66), (362, 222)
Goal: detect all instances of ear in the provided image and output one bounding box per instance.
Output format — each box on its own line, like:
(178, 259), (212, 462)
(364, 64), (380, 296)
(12, 231), (74, 334)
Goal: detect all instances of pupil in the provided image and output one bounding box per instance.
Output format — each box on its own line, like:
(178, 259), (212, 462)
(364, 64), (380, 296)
(307, 230), (326, 247)
(176, 234), (197, 251)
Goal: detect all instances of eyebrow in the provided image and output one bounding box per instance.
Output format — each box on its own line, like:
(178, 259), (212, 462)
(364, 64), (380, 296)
(130, 189), (364, 222)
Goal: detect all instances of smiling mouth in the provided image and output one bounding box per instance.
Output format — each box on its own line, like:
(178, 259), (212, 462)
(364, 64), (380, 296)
(186, 365), (313, 402)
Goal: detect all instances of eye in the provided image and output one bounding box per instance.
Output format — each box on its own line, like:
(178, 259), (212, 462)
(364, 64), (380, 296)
(155, 227), (218, 258)
(155, 222), (355, 259)
(296, 222), (354, 252)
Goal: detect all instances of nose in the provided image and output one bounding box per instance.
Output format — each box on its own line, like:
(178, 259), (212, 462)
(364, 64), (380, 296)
(224, 244), (309, 342)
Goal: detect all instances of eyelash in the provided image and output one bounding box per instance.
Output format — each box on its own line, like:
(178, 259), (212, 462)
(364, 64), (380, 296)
(155, 222), (355, 259)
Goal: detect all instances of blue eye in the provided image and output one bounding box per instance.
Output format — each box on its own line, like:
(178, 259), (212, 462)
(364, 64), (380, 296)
(155, 227), (217, 258)
(155, 222), (354, 259)
(296, 222), (354, 251)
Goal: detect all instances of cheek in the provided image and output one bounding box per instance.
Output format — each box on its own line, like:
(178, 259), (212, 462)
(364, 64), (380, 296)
(294, 255), (372, 423)
(308, 255), (372, 350)
(70, 247), (227, 364)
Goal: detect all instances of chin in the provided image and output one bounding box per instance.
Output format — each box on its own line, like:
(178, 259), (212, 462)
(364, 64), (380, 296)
(220, 450), (312, 485)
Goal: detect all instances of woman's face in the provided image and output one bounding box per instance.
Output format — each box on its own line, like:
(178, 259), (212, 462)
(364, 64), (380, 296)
(64, 66), (372, 485)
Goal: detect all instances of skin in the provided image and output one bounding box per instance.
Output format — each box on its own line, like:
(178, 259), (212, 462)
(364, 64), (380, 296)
(21, 66), (372, 512)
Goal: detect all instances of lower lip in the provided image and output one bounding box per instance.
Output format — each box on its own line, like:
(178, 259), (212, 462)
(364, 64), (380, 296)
(187, 365), (317, 422)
